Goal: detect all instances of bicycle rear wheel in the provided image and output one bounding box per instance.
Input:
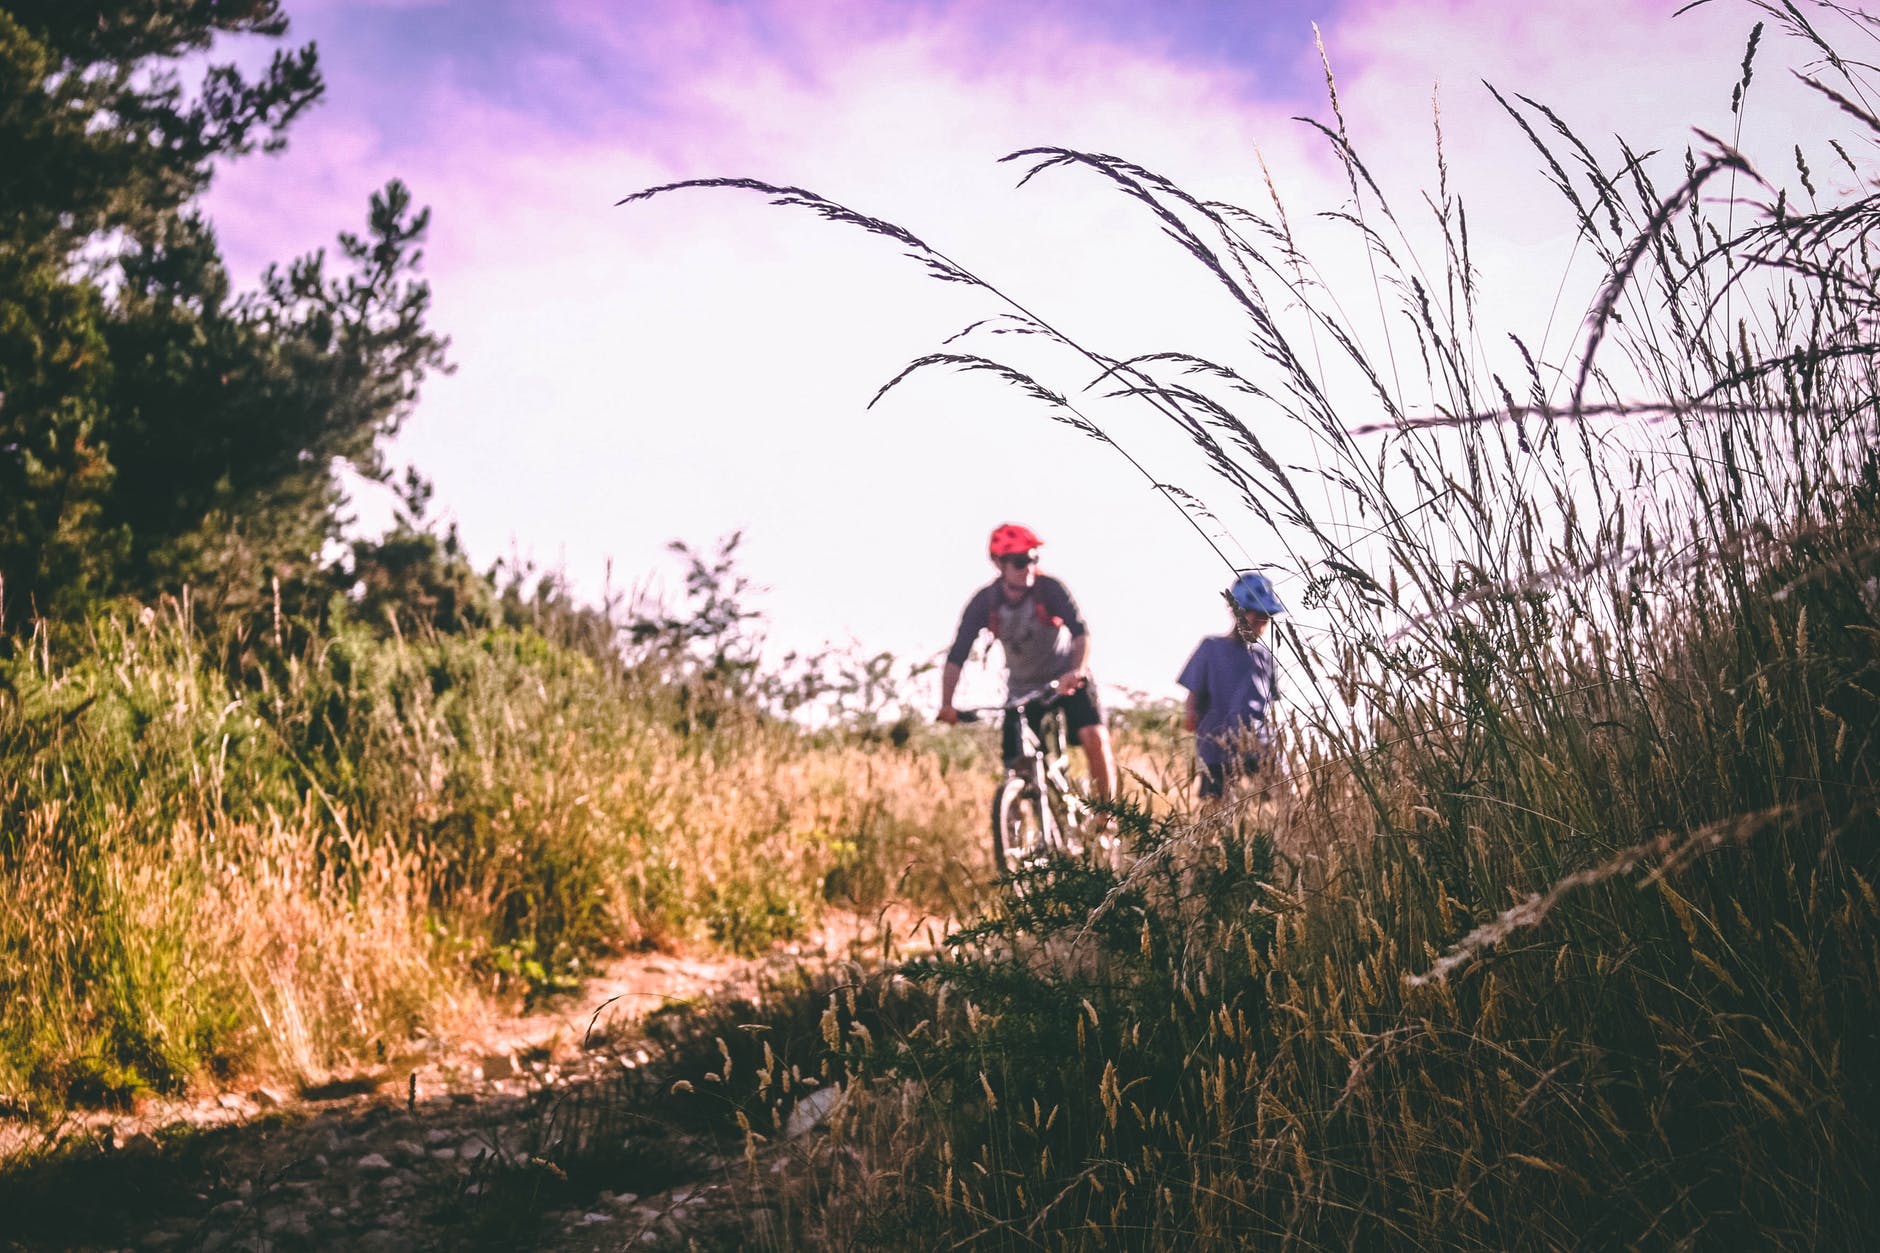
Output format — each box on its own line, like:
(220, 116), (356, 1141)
(992, 776), (1050, 878)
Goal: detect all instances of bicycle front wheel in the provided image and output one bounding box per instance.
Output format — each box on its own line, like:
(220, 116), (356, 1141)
(992, 776), (1050, 878)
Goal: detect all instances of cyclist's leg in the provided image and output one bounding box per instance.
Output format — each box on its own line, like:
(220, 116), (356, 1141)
(1222, 751), (1272, 830)
(1197, 757), (1227, 801)
(1062, 684), (1113, 804)
(1000, 707), (1022, 768)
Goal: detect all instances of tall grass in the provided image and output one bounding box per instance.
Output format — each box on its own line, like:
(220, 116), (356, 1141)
(0, 568), (984, 1116)
(629, 4), (1880, 1247)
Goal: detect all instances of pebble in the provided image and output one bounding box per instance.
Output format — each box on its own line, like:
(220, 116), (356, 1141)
(785, 1083), (845, 1138)
(265, 1211), (312, 1237)
(355, 1152), (393, 1172)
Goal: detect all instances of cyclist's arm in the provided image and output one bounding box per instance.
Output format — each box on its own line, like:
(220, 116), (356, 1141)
(939, 590), (992, 723)
(1184, 691), (1201, 732)
(938, 661), (965, 724)
(1039, 577), (1091, 693)
(1055, 632), (1091, 695)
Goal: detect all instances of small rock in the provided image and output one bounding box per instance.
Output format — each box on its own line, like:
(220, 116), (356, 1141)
(429, 1146), (457, 1161)
(482, 1051), (518, 1079)
(209, 1199), (244, 1219)
(355, 1152), (394, 1173)
(606, 1191), (640, 1208)
(784, 1084), (845, 1138)
(250, 1086), (288, 1108)
(423, 1128), (453, 1145)
(265, 1211), (312, 1237)
(391, 1138), (426, 1163)
(216, 1092), (247, 1112)
(581, 1211), (612, 1225)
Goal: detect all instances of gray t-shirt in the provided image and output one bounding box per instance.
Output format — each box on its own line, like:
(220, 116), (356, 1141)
(946, 575), (1088, 698)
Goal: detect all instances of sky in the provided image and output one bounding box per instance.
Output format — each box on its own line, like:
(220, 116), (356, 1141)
(200, 0), (1858, 708)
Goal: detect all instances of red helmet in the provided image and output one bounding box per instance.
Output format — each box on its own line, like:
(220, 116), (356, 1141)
(988, 523), (1043, 558)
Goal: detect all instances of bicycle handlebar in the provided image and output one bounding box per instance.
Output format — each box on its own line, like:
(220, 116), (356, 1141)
(953, 687), (1063, 724)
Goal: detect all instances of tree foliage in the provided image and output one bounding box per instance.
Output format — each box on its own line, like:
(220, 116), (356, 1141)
(0, 1), (450, 624)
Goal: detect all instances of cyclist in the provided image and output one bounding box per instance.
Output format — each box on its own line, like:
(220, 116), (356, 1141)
(936, 523), (1115, 805)
(1177, 570), (1283, 800)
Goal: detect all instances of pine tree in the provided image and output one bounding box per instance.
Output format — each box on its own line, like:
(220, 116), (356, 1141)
(0, 1), (450, 624)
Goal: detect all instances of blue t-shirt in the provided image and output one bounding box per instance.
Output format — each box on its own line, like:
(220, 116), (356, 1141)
(1177, 635), (1277, 767)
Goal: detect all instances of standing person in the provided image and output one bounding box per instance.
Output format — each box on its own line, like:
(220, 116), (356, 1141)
(936, 523), (1115, 805)
(1178, 571), (1284, 800)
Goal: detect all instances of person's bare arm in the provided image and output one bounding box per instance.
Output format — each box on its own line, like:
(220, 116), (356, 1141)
(938, 661), (963, 723)
(1184, 691), (1200, 732)
(1055, 633), (1091, 695)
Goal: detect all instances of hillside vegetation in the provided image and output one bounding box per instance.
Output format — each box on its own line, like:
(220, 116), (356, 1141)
(609, 5), (1880, 1249)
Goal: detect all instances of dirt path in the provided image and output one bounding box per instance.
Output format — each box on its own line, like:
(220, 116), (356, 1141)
(0, 908), (932, 1252)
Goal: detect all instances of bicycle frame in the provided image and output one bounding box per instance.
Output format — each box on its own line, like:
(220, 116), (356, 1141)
(960, 687), (1091, 876)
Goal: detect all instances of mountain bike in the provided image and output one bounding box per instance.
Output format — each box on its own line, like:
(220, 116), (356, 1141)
(957, 687), (1115, 880)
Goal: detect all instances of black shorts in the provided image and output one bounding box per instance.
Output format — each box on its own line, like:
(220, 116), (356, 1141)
(1198, 754), (1261, 799)
(1002, 681), (1105, 766)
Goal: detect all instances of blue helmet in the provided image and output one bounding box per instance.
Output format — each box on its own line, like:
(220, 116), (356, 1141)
(1226, 571), (1285, 615)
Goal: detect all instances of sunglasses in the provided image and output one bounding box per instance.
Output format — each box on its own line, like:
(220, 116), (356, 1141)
(1000, 553), (1038, 568)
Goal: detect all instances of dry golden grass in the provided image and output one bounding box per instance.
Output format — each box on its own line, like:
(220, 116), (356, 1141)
(0, 600), (985, 1118)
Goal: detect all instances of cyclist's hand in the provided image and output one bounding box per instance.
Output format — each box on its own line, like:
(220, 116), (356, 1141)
(1054, 671), (1086, 697)
(937, 705), (961, 725)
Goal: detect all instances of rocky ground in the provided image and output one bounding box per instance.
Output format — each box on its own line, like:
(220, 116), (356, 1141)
(0, 914), (919, 1252)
